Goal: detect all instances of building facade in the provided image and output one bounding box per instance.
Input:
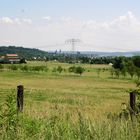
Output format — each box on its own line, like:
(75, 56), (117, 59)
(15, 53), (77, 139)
(0, 54), (20, 64)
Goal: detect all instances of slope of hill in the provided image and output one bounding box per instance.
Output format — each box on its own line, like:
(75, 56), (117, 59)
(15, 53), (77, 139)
(79, 51), (140, 57)
(0, 46), (140, 59)
(0, 46), (48, 59)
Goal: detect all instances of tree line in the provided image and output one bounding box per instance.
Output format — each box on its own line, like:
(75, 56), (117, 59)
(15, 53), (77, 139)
(111, 56), (140, 79)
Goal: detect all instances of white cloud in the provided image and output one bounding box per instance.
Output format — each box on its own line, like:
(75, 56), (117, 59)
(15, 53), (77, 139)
(21, 18), (32, 24)
(43, 16), (52, 21)
(14, 18), (21, 25)
(0, 11), (140, 51)
(0, 17), (32, 25)
(0, 17), (14, 24)
(109, 11), (137, 29)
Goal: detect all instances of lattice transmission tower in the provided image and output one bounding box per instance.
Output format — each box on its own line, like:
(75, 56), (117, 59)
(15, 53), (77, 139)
(65, 38), (81, 53)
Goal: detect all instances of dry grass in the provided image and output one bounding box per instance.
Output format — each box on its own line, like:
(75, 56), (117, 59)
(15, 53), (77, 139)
(0, 61), (135, 122)
(1, 61), (140, 140)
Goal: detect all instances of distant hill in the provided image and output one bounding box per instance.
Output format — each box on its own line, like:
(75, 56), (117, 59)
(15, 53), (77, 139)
(78, 51), (140, 57)
(48, 51), (140, 57)
(0, 46), (48, 59)
(0, 46), (140, 60)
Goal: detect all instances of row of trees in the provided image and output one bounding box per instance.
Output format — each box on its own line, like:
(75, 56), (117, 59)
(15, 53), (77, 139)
(0, 64), (85, 75)
(0, 55), (139, 77)
(0, 65), (48, 73)
(112, 56), (140, 79)
(47, 55), (115, 64)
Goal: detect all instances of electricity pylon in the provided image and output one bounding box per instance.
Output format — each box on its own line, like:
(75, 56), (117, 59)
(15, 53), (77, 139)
(65, 38), (81, 54)
(65, 38), (81, 63)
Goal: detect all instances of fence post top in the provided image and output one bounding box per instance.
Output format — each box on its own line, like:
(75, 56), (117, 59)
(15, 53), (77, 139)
(17, 85), (23, 87)
(17, 85), (24, 90)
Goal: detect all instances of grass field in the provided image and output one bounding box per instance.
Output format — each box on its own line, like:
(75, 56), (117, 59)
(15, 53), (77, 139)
(0, 61), (139, 140)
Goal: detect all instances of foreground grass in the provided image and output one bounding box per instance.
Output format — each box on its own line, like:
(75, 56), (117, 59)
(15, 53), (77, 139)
(0, 93), (140, 140)
(0, 61), (139, 139)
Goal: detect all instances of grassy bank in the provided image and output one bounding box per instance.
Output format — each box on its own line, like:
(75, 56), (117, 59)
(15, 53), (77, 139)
(0, 61), (139, 139)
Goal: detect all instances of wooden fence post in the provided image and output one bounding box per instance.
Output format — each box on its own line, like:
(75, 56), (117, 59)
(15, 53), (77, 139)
(130, 91), (136, 118)
(17, 85), (24, 112)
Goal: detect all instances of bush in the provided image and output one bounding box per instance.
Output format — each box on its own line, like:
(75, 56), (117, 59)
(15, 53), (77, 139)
(125, 60), (135, 79)
(20, 65), (29, 72)
(20, 58), (27, 64)
(52, 67), (57, 73)
(69, 66), (85, 75)
(135, 67), (140, 80)
(113, 57), (124, 70)
(57, 66), (63, 73)
(0, 64), (4, 70)
(114, 69), (120, 78)
(110, 68), (114, 78)
(132, 56), (140, 68)
(9, 65), (18, 71)
(31, 66), (44, 73)
(97, 68), (101, 78)
(75, 66), (85, 75)
(68, 66), (76, 73)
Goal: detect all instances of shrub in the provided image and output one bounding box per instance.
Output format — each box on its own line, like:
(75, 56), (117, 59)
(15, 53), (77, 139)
(52, 67), (57, 73)
(31, 66), (43, 73)
(114, 69), (120, 78)
(120, 68), (127, 78)
(68, 66), (76, 73)
(132, 56), (140, 68)
(75, 66), (85, 75)
(69, 66), (85, 75)
(97, 68), (101, 78)
(20, 58), (27, 64)
(135, 67), (140, 80)
(20, 65), (29, 72)
(113, 57), (124, 70)
(0, 64), (4, 70)
(110, 68), (115, 78)
(57, 66), (63, 73)
(9, 65), (18, 71)
(125, 61), (135, 79)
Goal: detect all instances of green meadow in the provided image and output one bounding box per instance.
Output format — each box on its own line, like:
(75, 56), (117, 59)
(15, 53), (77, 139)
(0, 61), (139, 140)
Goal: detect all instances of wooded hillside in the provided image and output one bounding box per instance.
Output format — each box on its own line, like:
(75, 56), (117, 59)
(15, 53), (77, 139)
(0, 46), (48, 59)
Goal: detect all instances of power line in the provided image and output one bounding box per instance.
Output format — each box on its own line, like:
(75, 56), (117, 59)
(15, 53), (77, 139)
(34, 41), (133, 52)
(65, 39), (81, 53)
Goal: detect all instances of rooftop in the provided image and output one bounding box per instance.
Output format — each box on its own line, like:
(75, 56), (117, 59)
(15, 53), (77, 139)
(6, 54), (18, 57)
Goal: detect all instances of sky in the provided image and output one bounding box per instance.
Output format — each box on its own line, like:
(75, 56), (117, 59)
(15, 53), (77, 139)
(0, 0), (140, 52)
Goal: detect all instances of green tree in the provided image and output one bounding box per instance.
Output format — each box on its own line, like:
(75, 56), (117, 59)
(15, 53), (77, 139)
(74, 66), (85, 75)
(97, 68), (101, 78)
(0, 64), (4, 70)
(121, 68), (127, 78)
(132, 56), (140, 68)
(57, 66), (63, 73)
(20, 65), (29, 72)
(68, 66), (76, 73)
(10, 65), (18, 71)
(125, 61), (135, 79)
(110, 68), (115, 78)
(114, 69), (120, 78)
(135, 67), (140, 80)
(113, 57), (124, 70)
(52, 67), (57, 73)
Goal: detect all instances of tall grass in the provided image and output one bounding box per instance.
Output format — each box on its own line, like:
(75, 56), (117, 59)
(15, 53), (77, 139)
(0, 93), (140, 140)
(0, 62), (139, 139)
